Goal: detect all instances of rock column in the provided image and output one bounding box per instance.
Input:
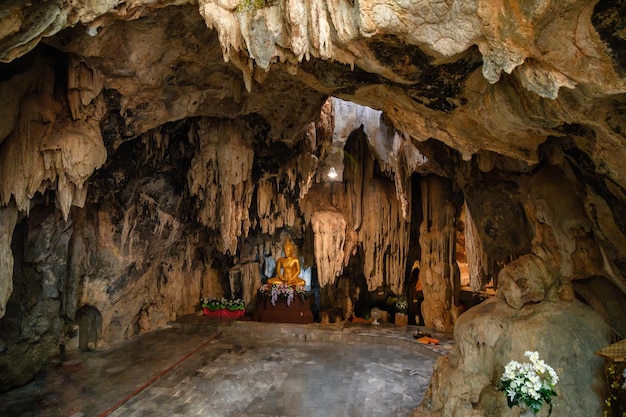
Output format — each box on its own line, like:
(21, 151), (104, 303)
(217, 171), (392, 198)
(418, 175), (460, 332)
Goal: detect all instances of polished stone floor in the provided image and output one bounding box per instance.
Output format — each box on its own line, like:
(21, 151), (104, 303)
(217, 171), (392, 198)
(0, 317), (453, 417)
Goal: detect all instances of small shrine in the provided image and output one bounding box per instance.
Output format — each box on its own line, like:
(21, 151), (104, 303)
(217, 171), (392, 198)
(252, 239), (314, 324)
(252, 283), (314, 324)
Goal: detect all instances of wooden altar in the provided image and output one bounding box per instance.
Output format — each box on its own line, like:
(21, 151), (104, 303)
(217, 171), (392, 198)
(253, 296), (314, 324)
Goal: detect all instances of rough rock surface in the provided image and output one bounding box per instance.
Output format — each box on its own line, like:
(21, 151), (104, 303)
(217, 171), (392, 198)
(417, 297), (609, 417)
(0, 1), (624, 415)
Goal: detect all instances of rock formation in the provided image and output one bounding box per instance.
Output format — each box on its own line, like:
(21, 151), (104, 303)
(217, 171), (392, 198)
(0, 1), (625, 416)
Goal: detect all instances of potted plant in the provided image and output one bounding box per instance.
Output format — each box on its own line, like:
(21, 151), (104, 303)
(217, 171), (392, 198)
(200, 297), (214, 314)
(200, 297), (245, 317)
(225, 298), (245, 311)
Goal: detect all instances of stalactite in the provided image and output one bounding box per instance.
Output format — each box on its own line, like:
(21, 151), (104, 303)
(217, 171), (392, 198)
(465, 206), (493, 292)
(343, 126), (367, 232)
(0, 56), (106, 221)
(0, 89), (106, 220)
(143, 130), (169, 163)
(389, 131), (424, 221)
(120, 204), (137, 257)
(155, 209), (177, 239)
(218, 0), (357, 70)
(255, 173), (302, 236)
(187, 120), (254, 254)
(338, 108), (410, 296)
(332, 97), (423, 221)
(360, 178), (410, 295)
(0, 202), (17, 318)
(67, 57), (104, 120)
(311, 210), (346, 287)
(187, 129), (218, 228)
(362, 119), (424, 222)
(218, 130), (254, 253)
(295, 153), (319, 200)
(418, 175), (460, 332)
(256, 175), (275, 235)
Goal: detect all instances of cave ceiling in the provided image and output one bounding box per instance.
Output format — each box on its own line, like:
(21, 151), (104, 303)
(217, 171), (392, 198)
(1, 0), (624, 169)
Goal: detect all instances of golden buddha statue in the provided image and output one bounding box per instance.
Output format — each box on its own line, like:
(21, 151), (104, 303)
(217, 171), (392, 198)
(268, 238), (306, 286)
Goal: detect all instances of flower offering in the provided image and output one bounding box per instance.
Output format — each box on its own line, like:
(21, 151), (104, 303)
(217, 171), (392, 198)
(498, 351), (559, 415)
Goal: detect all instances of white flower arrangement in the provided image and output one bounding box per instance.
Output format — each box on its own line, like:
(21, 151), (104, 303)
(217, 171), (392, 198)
(498, 351), (559, 415)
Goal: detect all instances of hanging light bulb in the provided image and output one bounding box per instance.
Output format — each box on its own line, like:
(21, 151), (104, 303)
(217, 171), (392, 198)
(327, 166), (338, 179)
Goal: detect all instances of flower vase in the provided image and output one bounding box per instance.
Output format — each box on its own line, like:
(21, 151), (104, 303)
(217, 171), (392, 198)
(518, 402), (536, 417)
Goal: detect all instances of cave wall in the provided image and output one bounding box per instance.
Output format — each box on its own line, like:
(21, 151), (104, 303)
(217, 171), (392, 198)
(414, 143), (622, 416)
(0, 203), (68, 392)
(0, 1), (625, 415)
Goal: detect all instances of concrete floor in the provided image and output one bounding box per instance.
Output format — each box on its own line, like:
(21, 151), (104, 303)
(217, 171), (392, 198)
(0, 317), (453, 417)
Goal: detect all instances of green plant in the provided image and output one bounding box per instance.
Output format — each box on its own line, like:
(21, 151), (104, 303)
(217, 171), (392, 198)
(225, 298), (245, 311)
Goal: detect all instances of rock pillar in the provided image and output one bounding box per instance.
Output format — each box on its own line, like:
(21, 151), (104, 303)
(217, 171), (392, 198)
(418, 175), (460, 332)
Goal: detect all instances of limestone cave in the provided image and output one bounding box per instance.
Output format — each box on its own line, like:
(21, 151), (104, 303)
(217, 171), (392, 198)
(1, 0), (626, 416)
